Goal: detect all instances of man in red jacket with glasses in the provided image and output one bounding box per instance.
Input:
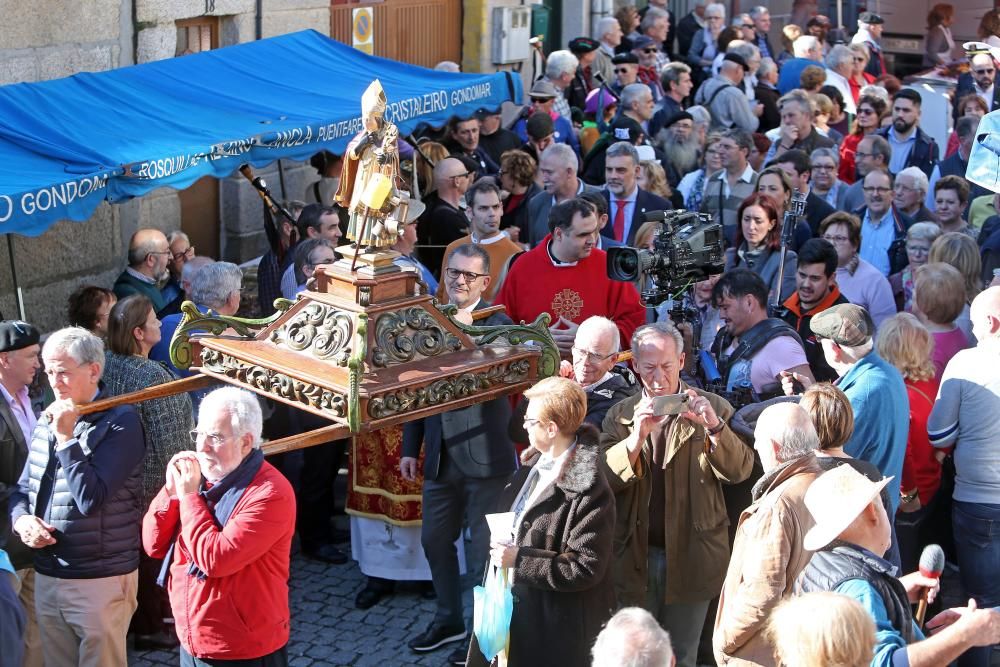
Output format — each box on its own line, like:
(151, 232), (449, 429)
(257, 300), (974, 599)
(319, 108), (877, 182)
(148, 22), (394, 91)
(143, 387), (295, 667)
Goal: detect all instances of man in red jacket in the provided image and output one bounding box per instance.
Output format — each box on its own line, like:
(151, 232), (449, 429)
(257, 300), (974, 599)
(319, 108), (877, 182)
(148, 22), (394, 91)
(143, 387), (295, 667)
(495, 197), (645, 357)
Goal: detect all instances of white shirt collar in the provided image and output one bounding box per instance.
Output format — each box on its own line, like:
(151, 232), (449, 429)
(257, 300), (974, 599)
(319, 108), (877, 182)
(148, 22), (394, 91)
(471, 232), (507, 245)
(610, 186), (638, 203)
(459, 297), (482, 314)
(125, 266), (157, 285)
(583, 372), (615, 392)
(714, 163), (755, 183)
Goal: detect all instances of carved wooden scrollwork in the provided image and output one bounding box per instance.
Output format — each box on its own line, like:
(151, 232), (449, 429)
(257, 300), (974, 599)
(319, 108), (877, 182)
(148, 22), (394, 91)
(371, 306), (463, 368)
(367, 359), (531, 419)
(201, 349), (346, 418)
(270, 302), (354, 365)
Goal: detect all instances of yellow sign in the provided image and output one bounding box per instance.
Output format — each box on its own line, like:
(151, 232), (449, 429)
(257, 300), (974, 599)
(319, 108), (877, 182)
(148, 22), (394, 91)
(352, 8), (374, 55)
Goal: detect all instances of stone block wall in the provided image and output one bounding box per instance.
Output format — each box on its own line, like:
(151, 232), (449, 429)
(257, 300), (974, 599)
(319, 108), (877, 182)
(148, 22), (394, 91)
(0, 0), (329, 331)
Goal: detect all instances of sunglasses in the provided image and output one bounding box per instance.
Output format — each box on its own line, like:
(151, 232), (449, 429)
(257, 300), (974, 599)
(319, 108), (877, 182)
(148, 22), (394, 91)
(614, 67), (631, 73)
(642, 48), (658, 54)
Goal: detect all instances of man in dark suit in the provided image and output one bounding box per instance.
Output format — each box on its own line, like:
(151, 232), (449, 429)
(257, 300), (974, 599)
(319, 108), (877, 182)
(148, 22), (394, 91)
(601, 141), (672, 246)
(528, 144), (599, 248)
(952, 52), (1000, 122)
(0, 320), (41, 667)
(400, 244), (516, 664)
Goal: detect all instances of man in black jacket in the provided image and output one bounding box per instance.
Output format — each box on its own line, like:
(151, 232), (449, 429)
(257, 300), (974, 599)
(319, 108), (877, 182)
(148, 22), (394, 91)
(0, 320), (41, 666)
(400, 244), (516, 664)
(952, 52), (1000, 122)
(875, 88), (939, 179)
(10, 327), (145, 667)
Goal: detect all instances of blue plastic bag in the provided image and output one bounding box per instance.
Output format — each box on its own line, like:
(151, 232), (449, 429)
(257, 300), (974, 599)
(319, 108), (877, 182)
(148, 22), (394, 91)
(473, 565), (514, 662)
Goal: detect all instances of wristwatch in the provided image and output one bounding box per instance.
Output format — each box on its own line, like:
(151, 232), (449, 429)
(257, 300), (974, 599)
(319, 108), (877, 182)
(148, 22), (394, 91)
(707, 419), (726, 437)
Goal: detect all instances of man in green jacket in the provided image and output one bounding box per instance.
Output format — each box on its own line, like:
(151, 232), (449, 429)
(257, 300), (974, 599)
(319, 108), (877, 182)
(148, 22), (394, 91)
(601, 321), (754, 667)
(113, 228), (171, 314)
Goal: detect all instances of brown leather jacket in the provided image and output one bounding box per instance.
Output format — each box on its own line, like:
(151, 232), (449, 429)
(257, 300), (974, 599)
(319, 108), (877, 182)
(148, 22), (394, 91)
(713, 453), (821, 666)
(600, 382), (754, 606)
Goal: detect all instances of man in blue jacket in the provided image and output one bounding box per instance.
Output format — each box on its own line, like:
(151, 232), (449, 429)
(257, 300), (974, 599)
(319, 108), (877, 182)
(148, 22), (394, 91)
(10, 327), (145, 667)
(875, 88), (939, 179)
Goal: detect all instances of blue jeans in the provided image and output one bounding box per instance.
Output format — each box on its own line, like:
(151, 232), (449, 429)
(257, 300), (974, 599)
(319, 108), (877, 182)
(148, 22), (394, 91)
(953, 500), (1000, 667)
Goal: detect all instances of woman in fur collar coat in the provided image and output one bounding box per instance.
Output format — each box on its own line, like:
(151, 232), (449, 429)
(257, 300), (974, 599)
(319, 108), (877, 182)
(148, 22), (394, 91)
(468, 377), (617, 667)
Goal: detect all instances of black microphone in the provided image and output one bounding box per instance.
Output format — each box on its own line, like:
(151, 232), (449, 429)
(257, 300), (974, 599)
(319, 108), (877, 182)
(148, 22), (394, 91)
(916, 544), (945, 627)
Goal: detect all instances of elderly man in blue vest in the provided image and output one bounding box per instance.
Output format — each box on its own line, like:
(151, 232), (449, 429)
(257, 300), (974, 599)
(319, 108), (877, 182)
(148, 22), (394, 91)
(10, 327), (145, 667)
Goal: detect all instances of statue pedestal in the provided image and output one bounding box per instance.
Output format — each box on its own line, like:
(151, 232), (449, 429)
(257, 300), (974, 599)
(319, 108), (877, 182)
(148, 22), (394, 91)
(334, 244), (401, 276)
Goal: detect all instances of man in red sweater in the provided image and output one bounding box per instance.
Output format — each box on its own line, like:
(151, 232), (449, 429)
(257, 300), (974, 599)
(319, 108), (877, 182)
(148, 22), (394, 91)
(495, 197), (645, 357)
(142, 387), (295, 666)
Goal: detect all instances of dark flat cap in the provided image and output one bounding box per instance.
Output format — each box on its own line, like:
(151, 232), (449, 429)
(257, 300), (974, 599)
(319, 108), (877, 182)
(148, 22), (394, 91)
(611, 52), (639, 66)
(858, 12), (884, 24)
(723, 52), (749, 72)
(630, 35), (657, 51)
(526, 111), (555, 140)
(453, 154), (480, 175)
(569, 37), (600, 54)
(810, 304), (874, 347)
(0, 320), (39, 353)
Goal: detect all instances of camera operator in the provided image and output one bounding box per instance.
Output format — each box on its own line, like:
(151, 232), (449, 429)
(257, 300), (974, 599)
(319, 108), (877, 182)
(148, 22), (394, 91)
(710, 269), (813, 400)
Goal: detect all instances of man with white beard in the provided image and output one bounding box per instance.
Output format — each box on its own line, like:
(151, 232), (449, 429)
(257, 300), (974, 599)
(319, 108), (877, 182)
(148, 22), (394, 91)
(657, 111), (700, 186)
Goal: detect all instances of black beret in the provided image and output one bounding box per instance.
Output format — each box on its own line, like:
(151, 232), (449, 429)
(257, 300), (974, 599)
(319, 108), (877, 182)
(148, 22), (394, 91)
(0, 320), (39, 353)
(664, 111), (694, 128)
(568, 37), (600, 54)
(724, 52), (749, 72)
(611, 53), (639, 66)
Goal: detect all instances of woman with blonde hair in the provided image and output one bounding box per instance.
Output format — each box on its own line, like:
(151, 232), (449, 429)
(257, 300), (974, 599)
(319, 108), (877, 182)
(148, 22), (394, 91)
(913, 263), (971, 377)
(413, 140), (449, 196)
(875, 312), (944, 571)
(767, 592), (875, 667)
(637, 160), (672, 201)
(977, 8), (1000, 48)
(468, 376), (615, 667)
(929, 232), (982, 343)
(778, 24), (802, 67)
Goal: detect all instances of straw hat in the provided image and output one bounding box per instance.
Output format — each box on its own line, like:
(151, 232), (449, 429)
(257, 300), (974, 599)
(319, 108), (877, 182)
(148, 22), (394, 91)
(803, 465), (893, 552)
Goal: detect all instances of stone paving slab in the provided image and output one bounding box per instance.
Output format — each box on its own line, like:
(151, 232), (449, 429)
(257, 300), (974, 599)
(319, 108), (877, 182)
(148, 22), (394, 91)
(128, 553), (475, 667)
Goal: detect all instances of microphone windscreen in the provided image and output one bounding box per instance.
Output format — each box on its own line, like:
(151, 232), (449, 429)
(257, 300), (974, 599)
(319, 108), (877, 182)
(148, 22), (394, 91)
(918, 544), (945, 578)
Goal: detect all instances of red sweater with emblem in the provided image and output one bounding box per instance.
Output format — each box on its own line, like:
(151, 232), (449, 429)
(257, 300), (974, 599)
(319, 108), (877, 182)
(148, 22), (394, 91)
(494, 237), (645, 349)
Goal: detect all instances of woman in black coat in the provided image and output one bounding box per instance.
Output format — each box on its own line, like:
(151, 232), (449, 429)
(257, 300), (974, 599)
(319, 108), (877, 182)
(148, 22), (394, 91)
(468, 377), (616, 667)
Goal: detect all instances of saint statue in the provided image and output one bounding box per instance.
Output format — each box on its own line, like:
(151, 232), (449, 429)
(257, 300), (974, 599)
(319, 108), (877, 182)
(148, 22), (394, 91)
(334, 80), (410, 253)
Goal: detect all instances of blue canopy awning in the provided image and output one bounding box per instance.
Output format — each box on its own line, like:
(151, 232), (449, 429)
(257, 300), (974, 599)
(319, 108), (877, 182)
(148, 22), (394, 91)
(0, 30), (522, 236)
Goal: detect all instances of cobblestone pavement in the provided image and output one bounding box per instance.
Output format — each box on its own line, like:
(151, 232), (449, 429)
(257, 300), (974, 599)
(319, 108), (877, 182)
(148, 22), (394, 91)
(128, 546), (475, 667)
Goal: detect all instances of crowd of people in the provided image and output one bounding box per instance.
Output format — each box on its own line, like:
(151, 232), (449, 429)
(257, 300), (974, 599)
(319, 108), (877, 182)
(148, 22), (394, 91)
(3, 3), (1000, 667)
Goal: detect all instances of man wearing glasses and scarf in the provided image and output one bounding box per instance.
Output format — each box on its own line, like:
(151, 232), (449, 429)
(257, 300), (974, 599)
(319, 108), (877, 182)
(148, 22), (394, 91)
(143, 387), (295, 667)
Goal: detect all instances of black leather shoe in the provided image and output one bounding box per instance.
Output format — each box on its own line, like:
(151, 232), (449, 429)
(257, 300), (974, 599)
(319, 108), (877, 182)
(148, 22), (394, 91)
(355, 586), (389, 609)
(420, 581), (437, 600)
(133, 631), (180, 650)
(447, 647), (468, 665)
(407, 622), (467, 652)
(302, 543), (348, 565)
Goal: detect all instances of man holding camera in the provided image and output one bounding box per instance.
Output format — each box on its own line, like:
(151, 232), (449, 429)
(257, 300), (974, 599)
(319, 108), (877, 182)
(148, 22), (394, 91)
(601, 321), (754, 667)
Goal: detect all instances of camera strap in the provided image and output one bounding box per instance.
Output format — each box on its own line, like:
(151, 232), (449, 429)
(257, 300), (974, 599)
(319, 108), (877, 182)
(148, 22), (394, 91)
(713, 317), (802, 387)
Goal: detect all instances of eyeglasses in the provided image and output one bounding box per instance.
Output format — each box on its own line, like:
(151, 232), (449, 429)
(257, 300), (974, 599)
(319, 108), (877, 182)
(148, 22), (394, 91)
(854, 151), (874, 159)
(172, 246), (195, 262)
(811, 164), (835, 171)
(856, 108), (875, 115)
(189, 430), (231, 447)
(742, 24), (754, 29)
(146, 250), (171, 259)
(974, 68), (996, 75)
(863, 186), (891, 194)
(822, 234), (851, 244)
(853, 57), (865, 63)
(571, 346), (617, 364)
(523, 418), (543, 429)
(445, 267), (488, 282)
(450, 172), (472, 180)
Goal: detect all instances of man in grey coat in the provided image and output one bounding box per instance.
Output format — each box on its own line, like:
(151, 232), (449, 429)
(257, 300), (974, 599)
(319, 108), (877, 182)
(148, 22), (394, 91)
(400, 244), (517, 665)
(694, 55), (761, 132)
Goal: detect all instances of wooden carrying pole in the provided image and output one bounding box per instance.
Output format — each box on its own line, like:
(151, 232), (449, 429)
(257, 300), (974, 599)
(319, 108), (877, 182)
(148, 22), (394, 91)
(77, 375), (216, 415)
